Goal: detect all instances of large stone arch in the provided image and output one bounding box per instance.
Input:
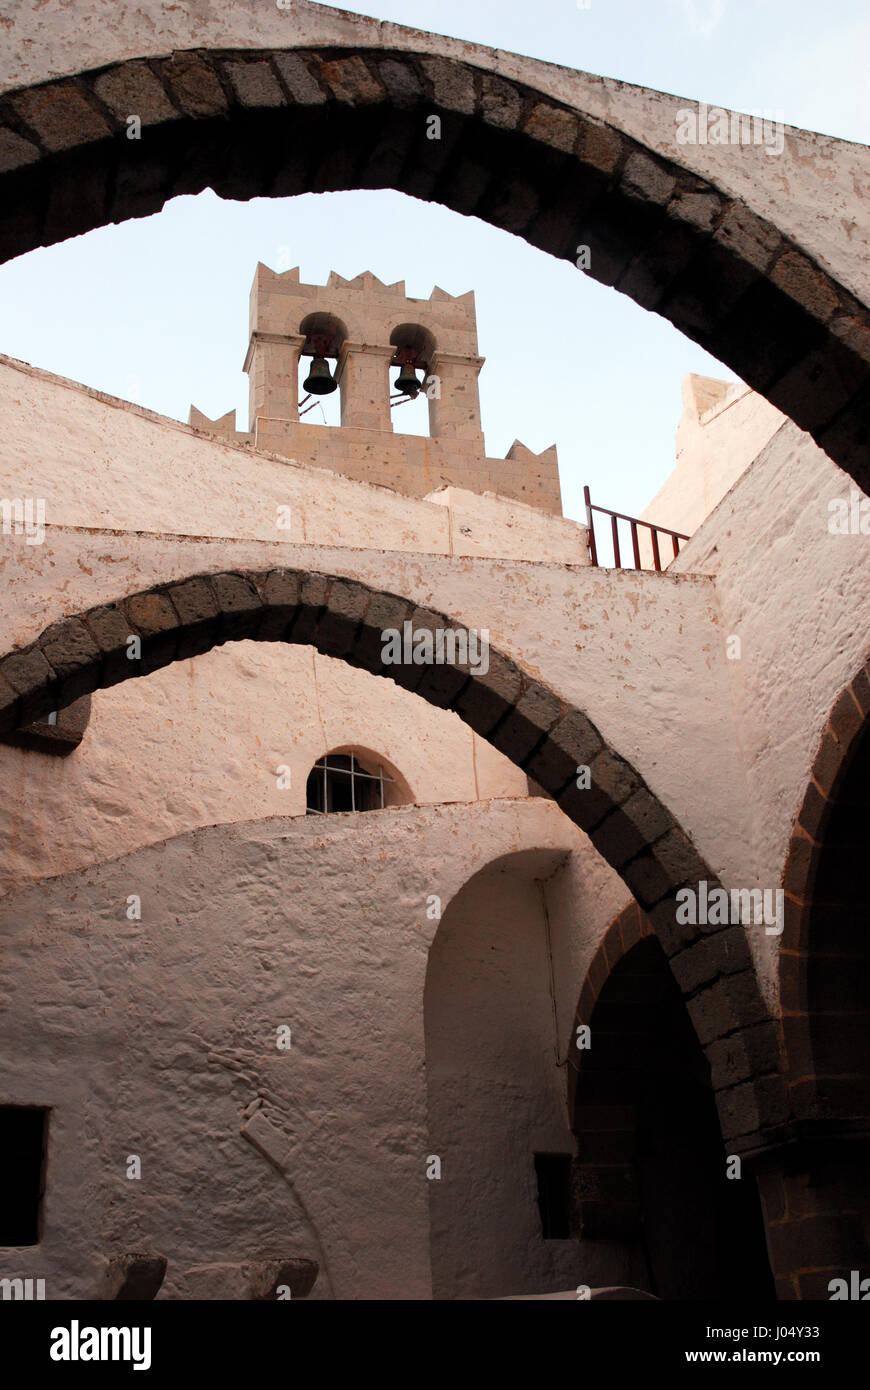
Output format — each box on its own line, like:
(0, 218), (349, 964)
(0, 565), (778, 1143)
(0, 4), (868, 488)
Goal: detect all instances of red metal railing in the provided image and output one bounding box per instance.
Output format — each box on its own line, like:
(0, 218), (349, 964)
(583, 485), (690, 571)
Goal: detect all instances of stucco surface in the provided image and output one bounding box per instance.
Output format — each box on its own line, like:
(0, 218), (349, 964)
(672, 418), (870, 1001)
(0, 641), (526, 898)
(0, 522), (751, 894)
(0, 796), (636, 1300)
(0, 355), (585, 561)
(641, 379), (786, 542)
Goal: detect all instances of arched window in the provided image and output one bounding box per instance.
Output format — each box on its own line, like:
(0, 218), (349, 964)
(306, 749), (413, 815)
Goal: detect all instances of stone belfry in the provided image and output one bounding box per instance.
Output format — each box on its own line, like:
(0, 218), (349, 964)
(190, 264), (562, 513)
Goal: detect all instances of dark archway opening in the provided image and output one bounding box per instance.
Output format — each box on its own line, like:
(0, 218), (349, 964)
(573, 936), (775, 1300)
(806, 717), (870, 1117)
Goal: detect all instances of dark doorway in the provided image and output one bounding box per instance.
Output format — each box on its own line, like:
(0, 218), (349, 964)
(573, 937), (775, 1300)
(0, 1106), (48, 1246)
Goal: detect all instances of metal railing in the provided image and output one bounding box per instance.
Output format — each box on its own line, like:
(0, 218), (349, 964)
(583, 486), (690, 571)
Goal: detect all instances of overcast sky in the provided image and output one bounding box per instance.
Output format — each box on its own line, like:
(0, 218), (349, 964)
(0, 0), (866, 528)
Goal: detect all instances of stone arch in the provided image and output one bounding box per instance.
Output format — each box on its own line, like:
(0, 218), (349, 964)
(568, 903), (776, 1300)
(0, 38), (867, 487)
(0, 565), (779, 1142)
(780, 657), (870, 1124)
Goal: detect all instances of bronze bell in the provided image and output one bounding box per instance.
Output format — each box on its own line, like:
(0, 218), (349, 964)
(395, 361), (420, 397)
(303, 355), (338, 396)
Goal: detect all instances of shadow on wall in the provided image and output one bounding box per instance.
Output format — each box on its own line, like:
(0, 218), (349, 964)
(423, 847), (647, 1300)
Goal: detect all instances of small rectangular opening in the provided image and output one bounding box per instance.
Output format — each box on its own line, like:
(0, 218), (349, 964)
(0, 1106), (48, 1246)
(534, 1152), (572, 1240)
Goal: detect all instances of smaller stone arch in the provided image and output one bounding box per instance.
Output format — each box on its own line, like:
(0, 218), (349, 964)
(298, 310), (348, 361)
(568, 904), (776, 1300)
(780, 656), (870, 1122)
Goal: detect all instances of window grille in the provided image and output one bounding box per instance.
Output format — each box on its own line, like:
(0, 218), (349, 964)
(305, 753), (393, 815)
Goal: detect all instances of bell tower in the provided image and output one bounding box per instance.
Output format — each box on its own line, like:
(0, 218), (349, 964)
(192, 264), (562, 514)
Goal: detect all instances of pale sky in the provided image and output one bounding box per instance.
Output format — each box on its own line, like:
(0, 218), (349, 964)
(0, 0), (866, 529)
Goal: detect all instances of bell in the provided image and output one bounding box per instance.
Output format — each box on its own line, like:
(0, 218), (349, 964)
(395, 361), (420, 397)
(303, 355), (337, 396)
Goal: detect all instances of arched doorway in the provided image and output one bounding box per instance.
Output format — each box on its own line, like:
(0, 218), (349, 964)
(572, 926), (775, 1299)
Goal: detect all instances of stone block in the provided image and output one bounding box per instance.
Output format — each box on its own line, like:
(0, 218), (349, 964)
(619, 849), (672, 908)
(318, 57), (384, 106)
(490, 680), (563, 766)
(587, 748), (641, 807)
(687, 971), (769, 1047)
(317, 578), (371, 658)
(577, 119), (624, 176)
(452, 650), (522, 736)
(0, 670), (20, 733)
(590, 808), (647, 871)
(650, 827), (709, 890)
(522, 102), (580, 154)
(160, 54), (227, 118)
(770, 249), (840, 325)
(11, 82), (113, 152)
(38, 616), (101, 703)
(713, 201), (783, 276)
(620, 150), (676, 207)
(525, 709), (604, 796)
(123, 589), (180, 674)
(377, 58), (423, 108)
(0, 644), (56, 723)
(166, 575), (221, 658)
(273, 53), (327, 105)
(0, 128), (41, 174)
(669, 925), (753, 994)
(420, 57), (476, 116)
(224, 60), (285, 109)
(479, 74), (522, 130)
(82, 602), (138, 685)
(556, 778), (614, 832)
(287, 572), (329, 646)
(253, 569), (301, 641)
(212, 572), (265, 642)
(93, 62), (179, 124)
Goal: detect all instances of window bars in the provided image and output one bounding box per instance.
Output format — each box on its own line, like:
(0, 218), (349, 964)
(305, 753), (393, 815)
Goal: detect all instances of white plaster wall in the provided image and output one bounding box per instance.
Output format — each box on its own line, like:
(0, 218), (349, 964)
(426, 851), (640, 1300)
(0, 796), (624, 1301)
(0, 356), (587, 564)
(640, 380), (785, 542)
(0, 641), (526, 898)
(671, 419), (870, 1005)
(2, 0), (866, 304)
(0, 520), (753, 895)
